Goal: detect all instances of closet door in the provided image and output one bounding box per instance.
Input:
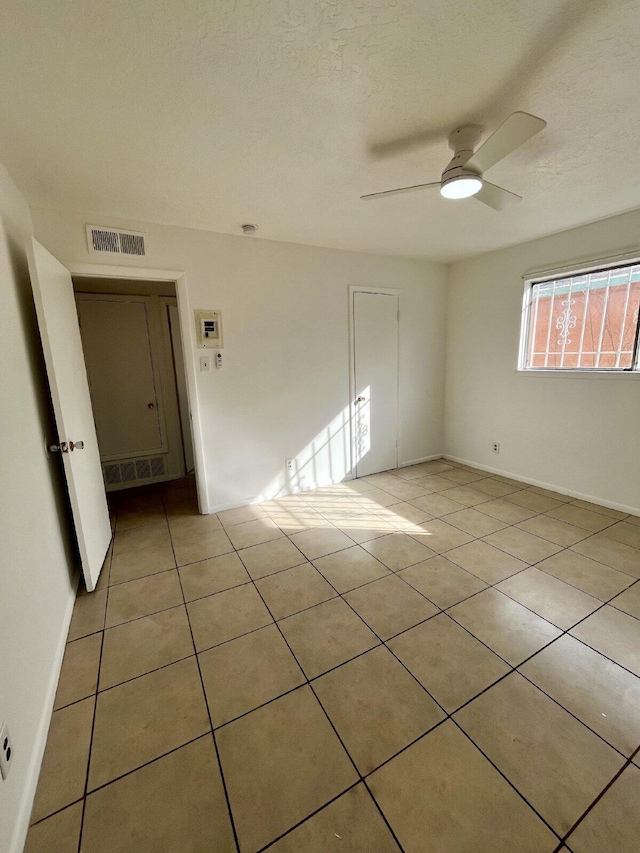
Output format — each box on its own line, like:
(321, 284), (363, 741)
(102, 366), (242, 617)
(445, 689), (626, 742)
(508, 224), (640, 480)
(353, 292), (399, 477)
(76, 297), (165, 459)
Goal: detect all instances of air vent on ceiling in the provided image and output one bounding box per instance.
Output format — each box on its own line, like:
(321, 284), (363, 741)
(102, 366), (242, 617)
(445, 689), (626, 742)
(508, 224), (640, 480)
(86, 224), (146, 257)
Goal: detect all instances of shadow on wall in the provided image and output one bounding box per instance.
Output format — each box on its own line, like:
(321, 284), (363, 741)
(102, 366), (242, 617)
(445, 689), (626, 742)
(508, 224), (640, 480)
(256, 386), (371, 501)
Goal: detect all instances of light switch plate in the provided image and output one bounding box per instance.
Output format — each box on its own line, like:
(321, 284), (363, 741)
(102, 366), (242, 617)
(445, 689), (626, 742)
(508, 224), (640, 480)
(200, 356), (211, 372)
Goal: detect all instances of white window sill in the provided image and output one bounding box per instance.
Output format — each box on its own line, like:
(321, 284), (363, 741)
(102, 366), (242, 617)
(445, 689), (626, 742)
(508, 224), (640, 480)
(515, 369), (640, 380)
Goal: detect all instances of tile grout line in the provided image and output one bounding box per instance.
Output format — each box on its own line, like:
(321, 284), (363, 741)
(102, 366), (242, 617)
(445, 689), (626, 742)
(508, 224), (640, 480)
(115, 464), (633, 590)
(75, 508), (114, 853)
(447, 601), (638, 753)
(41, 468), (638, 849)
(552, 742), (640, 852)
(292, 474), (638, 592)
(195, 554), (640, 761)
(350, 474), (640, 838)
(346, 523), (637, 681)
(251, 513), (574, 847)
(313, 564), (578, 844)
(117, 476), (640, 766)
(297, 514), (567, 844)
(240, 548), (410, 853)
(92, 548), (640, 647)
(213, 493), (429, 847)
(29, 799), (85, 831)
(438, 590), (640, 753)
(254, 780), (362, 852)
(65, 733), (214, 807)
(354, 481), (640, 831)
(450, 717), (564, 842)
(165, 491), (243, 853)
(104, 478), (640, 743)
(63, 487), (239, 848)
(272, 481), (640, 838)
(350, 463), (630, 539)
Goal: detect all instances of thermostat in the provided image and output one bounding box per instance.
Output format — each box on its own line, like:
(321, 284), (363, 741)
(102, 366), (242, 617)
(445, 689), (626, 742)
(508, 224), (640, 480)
(194, 309), (223, 348)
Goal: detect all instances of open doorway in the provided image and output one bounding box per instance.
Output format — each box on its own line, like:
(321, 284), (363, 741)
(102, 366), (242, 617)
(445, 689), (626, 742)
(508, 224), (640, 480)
(72, 275), (194, 492)
(28, 241), (206, 590)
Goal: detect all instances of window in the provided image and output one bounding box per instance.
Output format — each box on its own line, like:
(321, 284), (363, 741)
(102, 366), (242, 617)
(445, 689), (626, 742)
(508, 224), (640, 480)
(519, 260), (640, 371)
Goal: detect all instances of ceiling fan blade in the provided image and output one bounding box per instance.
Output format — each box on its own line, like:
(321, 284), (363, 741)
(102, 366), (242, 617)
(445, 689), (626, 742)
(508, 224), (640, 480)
(464, 112), (546, 174)
(360, 181), (440, 201)
(474, 181), (522, 211)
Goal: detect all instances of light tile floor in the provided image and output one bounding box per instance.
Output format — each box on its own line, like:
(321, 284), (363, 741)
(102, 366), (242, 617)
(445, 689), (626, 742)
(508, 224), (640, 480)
(25, 462), (640, 852)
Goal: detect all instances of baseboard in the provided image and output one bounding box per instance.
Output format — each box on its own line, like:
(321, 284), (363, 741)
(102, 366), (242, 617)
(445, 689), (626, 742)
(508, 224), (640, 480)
(444, 454), (640, 517)
(205, 459), (454, 515)
(400, 453), (445, 468)
(204, 456), (451, 514)
(205, 473), (357, 514)
(10, 572), (79, 853)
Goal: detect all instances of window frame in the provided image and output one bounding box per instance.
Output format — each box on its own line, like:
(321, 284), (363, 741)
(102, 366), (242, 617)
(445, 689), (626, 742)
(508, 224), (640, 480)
(518, 256), (640, 375)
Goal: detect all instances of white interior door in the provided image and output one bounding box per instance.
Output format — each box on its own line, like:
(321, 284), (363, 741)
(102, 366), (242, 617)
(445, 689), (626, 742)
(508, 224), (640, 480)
(27, 238), (112, 592)
(76, 297), (164, 458)
(353, 291), (399, 477)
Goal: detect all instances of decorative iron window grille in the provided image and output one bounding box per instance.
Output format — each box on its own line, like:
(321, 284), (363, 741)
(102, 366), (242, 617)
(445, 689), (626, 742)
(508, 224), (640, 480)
(520, 261), (640, 371)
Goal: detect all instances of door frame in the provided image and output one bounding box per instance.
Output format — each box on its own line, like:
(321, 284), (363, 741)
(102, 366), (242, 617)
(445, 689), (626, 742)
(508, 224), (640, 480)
(67, 263), (208, 513)
(166, 301), (195, 474)
(348, 285), (401, 478)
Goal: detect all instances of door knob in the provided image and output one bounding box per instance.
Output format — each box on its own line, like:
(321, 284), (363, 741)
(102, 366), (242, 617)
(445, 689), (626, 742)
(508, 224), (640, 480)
(355, 396), (366, 404)
(69, 440), (85, 451)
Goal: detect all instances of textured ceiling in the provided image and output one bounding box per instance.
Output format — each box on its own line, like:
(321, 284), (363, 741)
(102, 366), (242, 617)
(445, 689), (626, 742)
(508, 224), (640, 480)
(1, 0), (639, 261)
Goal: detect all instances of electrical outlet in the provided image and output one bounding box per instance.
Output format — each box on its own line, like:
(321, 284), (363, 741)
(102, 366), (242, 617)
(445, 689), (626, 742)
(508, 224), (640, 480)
(0, 722), (13, 780)
(492, 442), (500, 454)
(285, 458), (294, 472)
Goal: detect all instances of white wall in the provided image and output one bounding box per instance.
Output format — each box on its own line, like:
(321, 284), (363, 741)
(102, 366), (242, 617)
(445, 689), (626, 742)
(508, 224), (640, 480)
(0, 167), (76, 852)
(31, 209), (447, 511)
(445, 208), (640, 514)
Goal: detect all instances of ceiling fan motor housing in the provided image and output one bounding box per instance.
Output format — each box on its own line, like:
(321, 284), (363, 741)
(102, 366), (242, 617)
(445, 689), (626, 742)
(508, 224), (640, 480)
(448, 125), (483, 155)
(442, 125), (483, 181)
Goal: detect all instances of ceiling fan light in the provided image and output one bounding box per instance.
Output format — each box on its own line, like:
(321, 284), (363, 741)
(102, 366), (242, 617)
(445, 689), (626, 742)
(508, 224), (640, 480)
(440, 175), (482, 199)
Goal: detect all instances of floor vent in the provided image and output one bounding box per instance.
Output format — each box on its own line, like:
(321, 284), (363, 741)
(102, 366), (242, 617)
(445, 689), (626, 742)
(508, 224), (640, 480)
(103, 456), (165, 487)
(86, 224), (146, 257)
(135, 458), (152, 480)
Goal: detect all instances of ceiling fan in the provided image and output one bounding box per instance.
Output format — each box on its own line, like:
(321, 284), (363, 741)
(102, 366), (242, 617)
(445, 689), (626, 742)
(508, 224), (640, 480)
(361, 112), (546, 210)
